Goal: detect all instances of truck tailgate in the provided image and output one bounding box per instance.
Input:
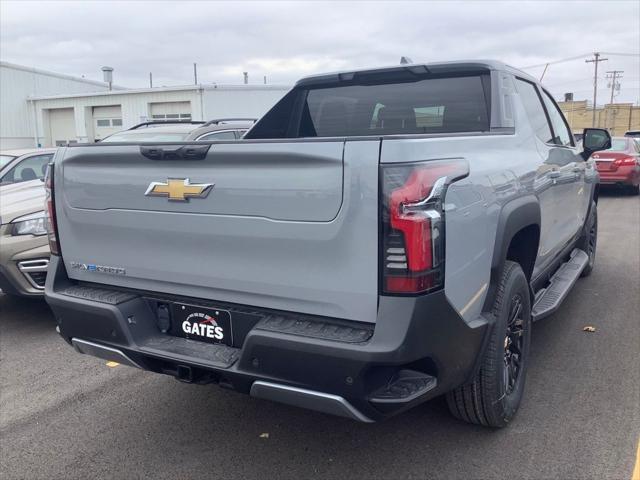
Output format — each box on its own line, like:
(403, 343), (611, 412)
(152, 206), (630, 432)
(55, 140), (380, 322)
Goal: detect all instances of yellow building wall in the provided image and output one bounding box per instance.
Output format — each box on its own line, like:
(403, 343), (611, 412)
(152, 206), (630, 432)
(558, 101), (640, 136)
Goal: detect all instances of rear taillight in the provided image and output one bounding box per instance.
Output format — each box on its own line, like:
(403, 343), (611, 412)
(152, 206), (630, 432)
(381, 160), (468, 294)
(44, 163), (60, 256)
(613, 156), (637, 166)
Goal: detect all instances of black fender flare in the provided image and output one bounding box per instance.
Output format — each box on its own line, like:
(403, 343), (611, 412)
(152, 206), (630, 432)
(482, 195), (541, 312)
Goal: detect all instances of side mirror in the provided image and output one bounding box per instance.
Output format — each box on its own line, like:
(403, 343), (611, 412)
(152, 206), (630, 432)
(582, 128), (612, 159)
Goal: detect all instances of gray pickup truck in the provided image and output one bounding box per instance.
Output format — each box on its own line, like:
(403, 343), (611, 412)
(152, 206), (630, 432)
(44, 61), (611, 427)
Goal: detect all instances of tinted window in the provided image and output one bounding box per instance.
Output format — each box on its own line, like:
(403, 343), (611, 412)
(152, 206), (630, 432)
(248, 74), (490, 138)
(516, 79), (553, 143)
(303, 76), (488, 137)
(541, 91), (573, 146)
(0, 154), (53, 184)
(197, 131), (237, 141)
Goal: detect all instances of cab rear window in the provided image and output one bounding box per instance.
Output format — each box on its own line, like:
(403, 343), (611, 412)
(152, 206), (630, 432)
(247, 74), (490, 138)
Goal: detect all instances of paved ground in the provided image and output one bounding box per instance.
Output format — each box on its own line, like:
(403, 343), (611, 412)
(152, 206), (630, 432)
(1, 192), (639, 480)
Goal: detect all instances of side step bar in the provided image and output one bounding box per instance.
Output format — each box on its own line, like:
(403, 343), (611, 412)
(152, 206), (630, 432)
(250, 381), (374, 423)
(532, 248), (588, 322)
(71, 338), (141, 369)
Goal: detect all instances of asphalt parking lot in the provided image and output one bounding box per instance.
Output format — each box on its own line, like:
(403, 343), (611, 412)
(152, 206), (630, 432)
(1, 192), (638, 480)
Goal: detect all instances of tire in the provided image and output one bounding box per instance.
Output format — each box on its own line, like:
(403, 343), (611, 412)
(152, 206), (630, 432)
(577, 201), (597, 277)
(446, 261), (531, 428)
(628, 184), (640, 196)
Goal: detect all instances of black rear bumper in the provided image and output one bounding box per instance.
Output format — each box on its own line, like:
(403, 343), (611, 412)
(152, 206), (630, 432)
(45, 255), (490, 422)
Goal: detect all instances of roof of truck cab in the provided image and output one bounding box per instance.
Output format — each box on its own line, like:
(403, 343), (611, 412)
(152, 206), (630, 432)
(0, 148), (57, 158)
(295, 60), (537, 86)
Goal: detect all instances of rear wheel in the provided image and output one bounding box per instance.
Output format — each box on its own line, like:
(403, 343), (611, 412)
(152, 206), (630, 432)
(446, 260), (531, 428)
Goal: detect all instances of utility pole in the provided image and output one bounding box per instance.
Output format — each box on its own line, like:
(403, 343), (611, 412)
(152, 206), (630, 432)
(606, 70), (623, 104)
(193, 63), (198, 85)
(605, 70), (623, 131)
(585, 53), (608, 127)
(149, 72), (153, 88)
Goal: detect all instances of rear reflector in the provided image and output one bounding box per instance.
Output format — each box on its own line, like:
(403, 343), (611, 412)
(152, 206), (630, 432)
(381, 159), (468, 294)
(44, 163), (60, 256)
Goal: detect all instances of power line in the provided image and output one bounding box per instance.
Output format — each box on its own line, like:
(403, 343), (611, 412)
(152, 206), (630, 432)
(600, 52), (640, 57)
(520, 53), (592, 70)
(520, 51), (639, 70)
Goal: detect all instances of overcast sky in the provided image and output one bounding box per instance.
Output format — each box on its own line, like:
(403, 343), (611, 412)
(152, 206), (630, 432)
(1, 0), (638, 104)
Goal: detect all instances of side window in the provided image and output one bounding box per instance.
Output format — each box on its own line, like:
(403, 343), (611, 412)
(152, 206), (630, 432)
(541, 91), (573, 146)
(516, 79), (553, 144)
(197, 131), (237, 141)
(0, 154), (53, 184)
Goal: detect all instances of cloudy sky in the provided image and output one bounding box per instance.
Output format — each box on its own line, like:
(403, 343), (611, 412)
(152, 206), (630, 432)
(1, 0), (638, 104)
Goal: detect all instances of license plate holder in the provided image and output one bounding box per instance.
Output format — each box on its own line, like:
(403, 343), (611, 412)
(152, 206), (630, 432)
(170, 303), (233, 346)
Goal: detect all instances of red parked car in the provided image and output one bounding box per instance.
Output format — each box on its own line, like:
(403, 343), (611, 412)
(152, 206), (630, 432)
(592, 136), (640, 194)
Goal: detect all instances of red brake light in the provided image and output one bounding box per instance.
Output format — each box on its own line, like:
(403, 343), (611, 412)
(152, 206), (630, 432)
(381, 160), (468, 294)
(44, 163), (60, 256)
(613, 156), (637, 166)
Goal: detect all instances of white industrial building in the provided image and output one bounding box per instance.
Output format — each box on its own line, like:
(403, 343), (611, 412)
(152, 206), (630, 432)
(1, 61), (291, 148)
(1, 61), (115, 149)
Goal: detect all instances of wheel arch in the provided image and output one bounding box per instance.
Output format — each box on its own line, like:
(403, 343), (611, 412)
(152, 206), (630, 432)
(482, 195), (541, 312)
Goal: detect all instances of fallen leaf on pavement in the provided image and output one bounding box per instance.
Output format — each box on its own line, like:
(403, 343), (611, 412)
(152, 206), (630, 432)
(583, 326), (596, 332)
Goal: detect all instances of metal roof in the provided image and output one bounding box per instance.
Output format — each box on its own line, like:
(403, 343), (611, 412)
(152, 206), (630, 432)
(1, 61), (120, 89)
(27, 83), (291, 101)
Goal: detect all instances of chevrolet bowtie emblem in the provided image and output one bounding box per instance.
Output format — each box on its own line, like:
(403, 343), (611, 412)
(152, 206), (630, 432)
(145, 178), (213, 201)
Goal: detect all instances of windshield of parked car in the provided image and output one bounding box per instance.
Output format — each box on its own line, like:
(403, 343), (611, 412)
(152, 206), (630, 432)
(0, 155), (16, 168)
(608, 139), (629, 151)
(101, 131), (191, 142)
(0, 153), (53, 185)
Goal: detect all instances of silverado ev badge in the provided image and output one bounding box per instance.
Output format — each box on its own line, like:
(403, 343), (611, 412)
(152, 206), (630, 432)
(182, 312), (225, 340)
(145, 178), (213, 201)
(70, 261), (126, 275)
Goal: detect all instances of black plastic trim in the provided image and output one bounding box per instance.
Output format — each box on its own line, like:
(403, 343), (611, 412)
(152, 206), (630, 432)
(45, 255), (489, 421)
(483, 195), (541, 311)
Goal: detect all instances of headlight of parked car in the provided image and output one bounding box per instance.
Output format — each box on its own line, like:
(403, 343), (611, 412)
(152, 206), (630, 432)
(11, 211), (47, 236)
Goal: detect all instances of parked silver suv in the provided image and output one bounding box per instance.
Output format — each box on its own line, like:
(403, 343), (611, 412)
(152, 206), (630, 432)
(100, 119), (255, 143)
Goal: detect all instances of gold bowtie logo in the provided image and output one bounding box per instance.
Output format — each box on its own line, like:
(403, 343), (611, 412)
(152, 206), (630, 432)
(145, 178), (213, 201)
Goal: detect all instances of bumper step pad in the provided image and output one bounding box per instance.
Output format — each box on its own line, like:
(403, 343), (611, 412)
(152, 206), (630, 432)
(59, 285), (138, 305)
(256, 315), (373, 343)
(139, 336), (239, 368)
(532, 248), (588, 321)
(369, 369), (437, 405)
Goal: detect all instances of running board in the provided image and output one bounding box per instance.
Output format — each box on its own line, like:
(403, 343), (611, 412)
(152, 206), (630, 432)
(532, 249), (588, 321)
